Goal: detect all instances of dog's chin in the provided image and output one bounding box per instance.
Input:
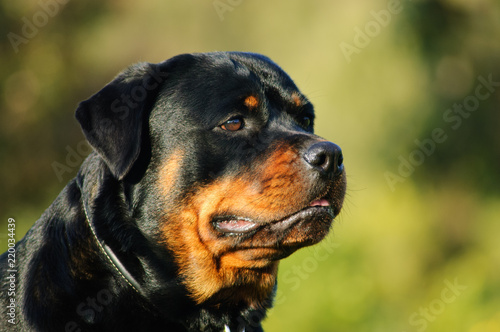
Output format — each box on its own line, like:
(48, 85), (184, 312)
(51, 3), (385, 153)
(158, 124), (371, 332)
(212, 198), (336, 260)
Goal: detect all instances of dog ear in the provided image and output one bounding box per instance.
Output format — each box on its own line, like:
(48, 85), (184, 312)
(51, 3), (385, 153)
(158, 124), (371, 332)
(75, 62), (168, 180)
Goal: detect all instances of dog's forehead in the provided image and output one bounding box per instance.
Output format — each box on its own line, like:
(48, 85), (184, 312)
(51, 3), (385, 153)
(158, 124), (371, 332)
(155, 52), (309, 121)
(168, 53), (296, 94)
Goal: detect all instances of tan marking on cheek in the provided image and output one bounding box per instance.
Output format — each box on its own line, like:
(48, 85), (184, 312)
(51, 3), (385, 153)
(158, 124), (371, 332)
(192, 144), (308, 222)
(159, 178), (282, 305)
(158, 151), (184, 198)
(158, 143), (310, 306)
(244, 95), (259, 110)
(161, 205), (279, 305)
(254, 145), (308, 213)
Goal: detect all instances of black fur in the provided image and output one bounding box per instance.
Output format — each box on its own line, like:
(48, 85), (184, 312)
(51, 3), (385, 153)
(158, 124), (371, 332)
(0, 52), (345, 331)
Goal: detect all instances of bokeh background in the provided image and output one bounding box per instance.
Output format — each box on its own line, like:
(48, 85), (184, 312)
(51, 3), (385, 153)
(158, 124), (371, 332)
(1, 0), (499, 331)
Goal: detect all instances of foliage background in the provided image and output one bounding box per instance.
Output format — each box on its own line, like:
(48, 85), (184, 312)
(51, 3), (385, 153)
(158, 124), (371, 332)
(1, 0), (499, 331)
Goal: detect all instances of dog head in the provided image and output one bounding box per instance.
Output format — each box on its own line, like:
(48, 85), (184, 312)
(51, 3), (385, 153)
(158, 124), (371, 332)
(76, 52), (346, 308)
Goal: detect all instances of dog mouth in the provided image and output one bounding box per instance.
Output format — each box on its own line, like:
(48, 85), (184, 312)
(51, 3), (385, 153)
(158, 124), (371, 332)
(213, 197), (334, 235)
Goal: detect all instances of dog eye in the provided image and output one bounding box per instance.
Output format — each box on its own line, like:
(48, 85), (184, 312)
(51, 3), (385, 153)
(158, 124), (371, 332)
(221, 117), (244, 131)
(299, 116), (311, 128)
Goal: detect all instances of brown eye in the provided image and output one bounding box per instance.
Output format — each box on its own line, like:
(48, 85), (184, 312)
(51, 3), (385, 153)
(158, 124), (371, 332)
(221, 117), (244, 131)
(300, 116), (311, 128)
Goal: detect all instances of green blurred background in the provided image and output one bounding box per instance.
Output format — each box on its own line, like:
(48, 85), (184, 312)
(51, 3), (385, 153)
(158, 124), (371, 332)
(1, 0), (499, 331)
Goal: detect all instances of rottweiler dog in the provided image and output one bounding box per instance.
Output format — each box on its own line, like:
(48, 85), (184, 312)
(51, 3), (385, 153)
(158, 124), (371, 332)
(0, 52), (346, 331)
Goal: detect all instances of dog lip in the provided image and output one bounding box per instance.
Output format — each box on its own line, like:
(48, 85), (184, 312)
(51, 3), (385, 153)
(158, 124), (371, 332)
(214, 218), (259, 234)
(214, 198), (333, 235)
(309, 198), (330, 207)
(277, 205), (334, 228)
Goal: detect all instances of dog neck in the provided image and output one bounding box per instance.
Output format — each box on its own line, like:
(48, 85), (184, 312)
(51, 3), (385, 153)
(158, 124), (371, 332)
(82, 201), (144, 296)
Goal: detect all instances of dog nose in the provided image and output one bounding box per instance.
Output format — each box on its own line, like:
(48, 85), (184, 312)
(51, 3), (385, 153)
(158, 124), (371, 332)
(303, 141), (344, 176)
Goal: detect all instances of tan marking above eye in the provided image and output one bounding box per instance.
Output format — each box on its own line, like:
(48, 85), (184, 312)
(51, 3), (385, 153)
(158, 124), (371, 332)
(291, 92), (302, 107)
(244, 95), (259, 109)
